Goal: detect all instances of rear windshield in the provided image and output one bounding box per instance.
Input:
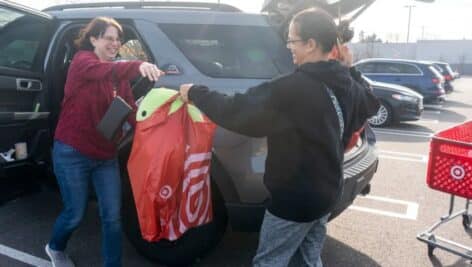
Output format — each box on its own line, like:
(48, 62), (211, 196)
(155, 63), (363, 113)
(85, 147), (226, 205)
(158, 23), (294, 79)
(428, 65), (443, 79)
(444, 64), (454, 75)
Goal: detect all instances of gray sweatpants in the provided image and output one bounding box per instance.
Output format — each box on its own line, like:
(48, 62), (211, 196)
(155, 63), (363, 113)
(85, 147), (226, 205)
(252, 210), (330, 267)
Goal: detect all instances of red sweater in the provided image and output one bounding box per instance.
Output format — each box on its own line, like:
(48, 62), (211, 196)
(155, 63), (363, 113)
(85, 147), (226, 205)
(55, 51), (142, 159)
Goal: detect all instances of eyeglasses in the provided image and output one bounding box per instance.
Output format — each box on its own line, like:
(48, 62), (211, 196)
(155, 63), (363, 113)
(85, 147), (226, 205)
(101, 36), (122, 43)
(286, 39), (305, 45)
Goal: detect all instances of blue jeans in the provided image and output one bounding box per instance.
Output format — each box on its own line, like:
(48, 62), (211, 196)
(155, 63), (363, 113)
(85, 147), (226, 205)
(253, 210), (330, 267)
(49, 141), (122, 267)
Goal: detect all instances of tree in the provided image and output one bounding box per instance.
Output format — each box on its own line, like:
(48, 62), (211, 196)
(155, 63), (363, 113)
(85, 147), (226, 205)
(359, 33), (383, 43)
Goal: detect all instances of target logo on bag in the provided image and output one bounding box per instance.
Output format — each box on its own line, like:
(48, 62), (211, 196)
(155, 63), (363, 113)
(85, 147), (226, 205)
(159, 185), (173, 199)
(173, 152), (213, 237)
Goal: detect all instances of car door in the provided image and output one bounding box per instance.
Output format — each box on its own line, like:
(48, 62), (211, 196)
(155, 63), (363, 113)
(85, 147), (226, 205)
(0, 1), (55, 179)
(396, 63), (423, 92)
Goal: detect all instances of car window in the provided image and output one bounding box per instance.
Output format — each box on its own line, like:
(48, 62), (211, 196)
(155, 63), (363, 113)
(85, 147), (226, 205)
(375, 62), (402, 74)
(375, 62), (420, 75)
(158, 23), (294, 79)
(119, 39), (149, 61)
(444, 64), (454, 75)
(0, 8), (23, 27)
(398, 63), (421, 74)
(0, 7), (50, 72)
(357, 62), (376, 73)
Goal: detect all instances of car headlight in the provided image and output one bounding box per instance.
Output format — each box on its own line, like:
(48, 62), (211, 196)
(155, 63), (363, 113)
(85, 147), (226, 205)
(391, 94), (418, 102)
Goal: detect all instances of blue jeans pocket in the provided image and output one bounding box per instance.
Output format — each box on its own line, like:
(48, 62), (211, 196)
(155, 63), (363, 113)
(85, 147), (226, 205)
(53, 140), (78, 155)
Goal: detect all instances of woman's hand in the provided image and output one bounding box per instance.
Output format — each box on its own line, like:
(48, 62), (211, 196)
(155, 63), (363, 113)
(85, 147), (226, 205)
(337, 45), (353, 67)
(179, 83), (194, 103)
(139, 62), (165, 81)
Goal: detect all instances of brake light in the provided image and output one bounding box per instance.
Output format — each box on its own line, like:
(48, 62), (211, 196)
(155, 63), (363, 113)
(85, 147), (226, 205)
(445, 75), (452, 81)
(432, 78), (440, 84)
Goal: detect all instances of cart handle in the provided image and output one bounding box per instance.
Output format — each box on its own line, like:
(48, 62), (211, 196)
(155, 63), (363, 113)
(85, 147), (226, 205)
(432, 136), (472, 148)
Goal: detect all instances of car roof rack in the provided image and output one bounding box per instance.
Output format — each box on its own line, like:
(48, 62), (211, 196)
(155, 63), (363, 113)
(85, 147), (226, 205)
(43, 1), (241, 12)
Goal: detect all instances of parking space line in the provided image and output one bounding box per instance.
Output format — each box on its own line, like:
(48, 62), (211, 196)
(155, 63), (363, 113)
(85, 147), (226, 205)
(423, 110), (441, 115)
(378, 150), (427, 163)
(0, 244), (51, 267)
(373, 128), (433, 139)
(417, 119), (439, 124)
(349, 195), (419, 220)
(423, 104), (443, 109)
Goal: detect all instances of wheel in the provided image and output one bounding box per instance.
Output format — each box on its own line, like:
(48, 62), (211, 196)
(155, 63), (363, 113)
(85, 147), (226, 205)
(368, 101), (393, 127)
(463, 214), (471, 230)
(119, 143), (228, 266)
(428, 244), (435, 257)
(121, 171), (228, 266)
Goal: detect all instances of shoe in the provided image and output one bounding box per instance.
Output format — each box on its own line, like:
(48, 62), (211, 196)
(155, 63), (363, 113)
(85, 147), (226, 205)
(45, 244), (75, 267)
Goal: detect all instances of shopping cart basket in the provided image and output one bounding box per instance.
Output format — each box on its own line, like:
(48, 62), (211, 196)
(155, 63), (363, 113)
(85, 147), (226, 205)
(417, 120), (472, 259)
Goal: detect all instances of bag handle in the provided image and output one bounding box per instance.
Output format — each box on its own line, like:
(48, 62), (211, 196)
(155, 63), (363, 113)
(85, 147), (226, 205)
(139, 93), (181, 131)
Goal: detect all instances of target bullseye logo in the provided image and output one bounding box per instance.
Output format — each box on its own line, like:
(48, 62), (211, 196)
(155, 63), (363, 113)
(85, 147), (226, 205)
(159, 185), (172, 199)
(450, 165), (465, 180)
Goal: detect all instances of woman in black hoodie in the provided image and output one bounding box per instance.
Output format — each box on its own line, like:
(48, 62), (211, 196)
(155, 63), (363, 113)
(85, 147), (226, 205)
(179, 8), (379, 267)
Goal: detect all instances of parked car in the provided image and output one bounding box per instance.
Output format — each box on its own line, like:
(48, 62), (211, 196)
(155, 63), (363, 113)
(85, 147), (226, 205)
(355, 58), (446, 103)
(364, 77), (423, 127)
(0, 1), (378, 265)
(431, 61), (455, 93)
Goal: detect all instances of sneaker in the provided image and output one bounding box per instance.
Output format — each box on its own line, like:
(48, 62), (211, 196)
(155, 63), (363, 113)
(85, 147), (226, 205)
(45, 244), (75, 267)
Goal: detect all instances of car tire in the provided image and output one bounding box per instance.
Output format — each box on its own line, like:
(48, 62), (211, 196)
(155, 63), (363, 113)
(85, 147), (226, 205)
(120, 156), (228, 267)
(368, 101), (392, 127)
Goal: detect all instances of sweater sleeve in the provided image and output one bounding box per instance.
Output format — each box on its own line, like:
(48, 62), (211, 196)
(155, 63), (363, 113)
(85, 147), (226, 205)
(72, 51), (143, 81)
(188, 81), (290, 137)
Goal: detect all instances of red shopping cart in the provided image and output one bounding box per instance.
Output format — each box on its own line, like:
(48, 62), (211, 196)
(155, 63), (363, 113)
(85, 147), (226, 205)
(417, 120), (472, 259)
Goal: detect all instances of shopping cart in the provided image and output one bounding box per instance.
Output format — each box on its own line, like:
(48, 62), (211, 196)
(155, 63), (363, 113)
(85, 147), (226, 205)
(417, 120), (472, 259)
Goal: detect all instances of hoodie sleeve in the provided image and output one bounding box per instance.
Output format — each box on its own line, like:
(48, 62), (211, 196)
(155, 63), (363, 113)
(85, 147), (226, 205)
(350, 66), (379, 119)
(188, 80), (290, 137)
(349, 66), (372, 90)
(342, 70), (380, 145)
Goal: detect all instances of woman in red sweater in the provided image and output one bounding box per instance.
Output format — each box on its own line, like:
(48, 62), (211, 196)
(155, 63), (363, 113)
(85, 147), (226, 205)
(45, 17), (162, 267)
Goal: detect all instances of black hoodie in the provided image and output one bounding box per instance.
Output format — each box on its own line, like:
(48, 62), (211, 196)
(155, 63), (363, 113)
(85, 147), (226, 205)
(188, 60), (379, 222)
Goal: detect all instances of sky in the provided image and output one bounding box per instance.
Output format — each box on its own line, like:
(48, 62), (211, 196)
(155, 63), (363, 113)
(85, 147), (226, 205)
(11, 0), (472, 43)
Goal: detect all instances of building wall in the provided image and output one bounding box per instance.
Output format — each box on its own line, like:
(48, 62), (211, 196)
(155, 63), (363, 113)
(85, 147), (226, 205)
(350, 40), (472, 75)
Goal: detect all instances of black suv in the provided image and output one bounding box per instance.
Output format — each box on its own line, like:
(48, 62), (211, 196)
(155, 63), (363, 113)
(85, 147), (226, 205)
(0, 1), (378, 265)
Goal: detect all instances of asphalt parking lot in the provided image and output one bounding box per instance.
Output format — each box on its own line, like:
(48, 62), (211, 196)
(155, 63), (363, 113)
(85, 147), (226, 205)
(0, 78), (471, 267)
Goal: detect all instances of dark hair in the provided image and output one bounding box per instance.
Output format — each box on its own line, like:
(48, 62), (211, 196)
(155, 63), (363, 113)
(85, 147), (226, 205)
(292, 8), (352, 53)
(74, 17), (123, 51)
(337, 20), (354, 44)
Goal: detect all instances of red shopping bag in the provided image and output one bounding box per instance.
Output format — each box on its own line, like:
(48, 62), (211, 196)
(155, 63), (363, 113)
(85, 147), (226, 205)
(127, 91), (216, 241)
(345, 125), (365, 152)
